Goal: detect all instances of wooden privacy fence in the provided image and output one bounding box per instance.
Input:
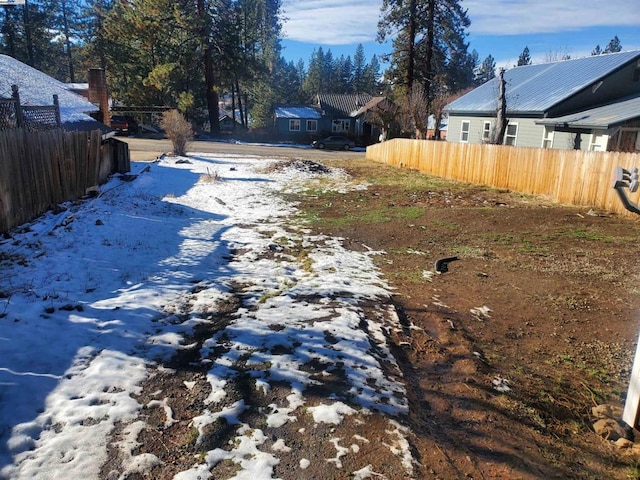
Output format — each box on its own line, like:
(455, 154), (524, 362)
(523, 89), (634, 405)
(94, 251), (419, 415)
(0, 128), (124, 233)
(366, 139), (640, 217)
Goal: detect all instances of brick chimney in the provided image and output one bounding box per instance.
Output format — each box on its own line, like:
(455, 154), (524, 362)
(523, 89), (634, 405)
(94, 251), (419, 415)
(88, 68), (110, 126)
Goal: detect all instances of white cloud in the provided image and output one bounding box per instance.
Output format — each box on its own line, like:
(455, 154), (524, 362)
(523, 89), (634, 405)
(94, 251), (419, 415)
(465, 0), (640, 35)
(281, 0), (382, 45)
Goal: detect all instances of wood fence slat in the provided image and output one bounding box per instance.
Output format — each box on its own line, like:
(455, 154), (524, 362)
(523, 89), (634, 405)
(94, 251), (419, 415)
(0, 128), (116, 233)
(366, 139), (640, 217)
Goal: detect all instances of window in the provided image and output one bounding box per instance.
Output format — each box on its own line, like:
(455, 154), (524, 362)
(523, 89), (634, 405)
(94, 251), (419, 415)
(289, 119), (300, 131)
(332, 119), (350, 133)
(306, 119), (318, 132)
(589, 132), (607, 151)
(460, 121), (470, 142)
(482, 121), (492, 142)
(504, 123), (518, 146)
(542, 127), (554, 148)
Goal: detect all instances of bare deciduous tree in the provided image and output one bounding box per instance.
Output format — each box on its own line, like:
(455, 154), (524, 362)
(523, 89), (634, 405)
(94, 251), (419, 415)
(400, 83), (429, 139)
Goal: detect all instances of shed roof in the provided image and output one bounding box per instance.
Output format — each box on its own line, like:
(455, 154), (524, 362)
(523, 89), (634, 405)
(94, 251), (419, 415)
(446, 50), (640, 115)
(0, 54), (98, 124)
(536, 92), (640, 129)
(274, 106), (321, 119)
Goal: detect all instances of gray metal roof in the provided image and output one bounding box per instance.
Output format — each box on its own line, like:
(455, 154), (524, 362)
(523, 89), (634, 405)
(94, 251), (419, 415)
(535, 92), (640, 129)
(446, 50), (640, 115)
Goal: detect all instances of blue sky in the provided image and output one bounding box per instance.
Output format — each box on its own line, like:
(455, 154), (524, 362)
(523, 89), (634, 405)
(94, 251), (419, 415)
(280, 0), (640, 70)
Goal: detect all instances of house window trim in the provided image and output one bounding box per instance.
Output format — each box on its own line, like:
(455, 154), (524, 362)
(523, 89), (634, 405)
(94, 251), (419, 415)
(306, 119), (318, 132)
(482, 121), (492, 142)
(504, 122), (518, 146)
(332, 119), (350, 133)
(289, 119), (301, 132)
(541, 127), (554, 149)
(460, 121), (470, 143)
(589, 131), (608, 151)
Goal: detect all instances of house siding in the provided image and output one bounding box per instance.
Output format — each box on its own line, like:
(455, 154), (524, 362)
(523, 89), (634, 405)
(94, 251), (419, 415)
(448, 115), (548, 147)
(548, 61), (640, 117)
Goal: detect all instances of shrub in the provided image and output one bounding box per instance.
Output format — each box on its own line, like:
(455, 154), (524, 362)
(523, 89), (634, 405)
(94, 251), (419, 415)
(161, 109), (193, 156)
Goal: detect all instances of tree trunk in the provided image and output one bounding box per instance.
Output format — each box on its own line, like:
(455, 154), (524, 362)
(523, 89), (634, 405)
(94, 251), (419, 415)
(235, 78), (245, 128)
(197, 0), (220, 135)
(493, 68), (508, 144)
(406, 0), (417, 90)
(61, 0), (75, 82)
(424, 0), (435, 114)
(23, 0), (35, 66)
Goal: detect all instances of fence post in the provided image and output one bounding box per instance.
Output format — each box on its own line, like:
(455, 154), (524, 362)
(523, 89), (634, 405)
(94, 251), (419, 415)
(11, 85), (24, 128)
(53, 94), (61, 128)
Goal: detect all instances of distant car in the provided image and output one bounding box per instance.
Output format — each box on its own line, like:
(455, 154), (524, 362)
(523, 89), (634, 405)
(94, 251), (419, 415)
(312, 135), (356, 150)
(110, 115), (138, 136)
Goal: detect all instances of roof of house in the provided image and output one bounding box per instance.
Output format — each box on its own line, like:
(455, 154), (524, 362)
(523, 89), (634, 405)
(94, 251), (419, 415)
(536, 91), (640, 129)
(446, 50), (640, 115)
(0, 54), (98, 124)
(317, 93), (374, 117)
(353, 96), (397, 117)
(274, 105), (321, 119)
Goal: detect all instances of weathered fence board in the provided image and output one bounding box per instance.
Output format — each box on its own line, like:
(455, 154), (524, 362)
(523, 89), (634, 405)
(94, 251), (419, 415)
(366, 139), (640, 217)
(0, 128), (112, 233)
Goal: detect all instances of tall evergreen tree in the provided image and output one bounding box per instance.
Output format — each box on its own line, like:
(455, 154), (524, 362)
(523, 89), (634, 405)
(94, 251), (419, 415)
(363, 54), (381, 94)
(0, 1), (63, 77)
(378, 0), (473, 113)
(604, 35), (622, 53)
(592, 36), (622, 55)
(352, 43), (367, 92)
(475, 54), (496, 85)
(517, 46), (531, 66)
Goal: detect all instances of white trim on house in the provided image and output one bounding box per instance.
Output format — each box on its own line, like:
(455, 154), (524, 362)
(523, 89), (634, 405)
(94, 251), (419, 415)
(460, 120), (470, 143)
(332, 119), (350, 133)
(289, 119), (301, 132)
(482, 121), (492, 142)
(306, 119), (317, 132)
(589, 131), (608, 151)
(504, 123), (518, 146)
(542, 127), (554, 148)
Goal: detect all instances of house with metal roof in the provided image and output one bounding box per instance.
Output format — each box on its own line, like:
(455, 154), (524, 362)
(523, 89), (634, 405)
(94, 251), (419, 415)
(445, 50), (640, 152)
(273, 93), (389, 144)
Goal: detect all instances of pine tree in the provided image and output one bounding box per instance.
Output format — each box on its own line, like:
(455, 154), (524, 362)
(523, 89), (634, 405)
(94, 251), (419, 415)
(475, 54), (496, 85)
(378, 0), (473, 112)
(352, 43), (366, 92)
(604, 35), (622, 53)
(363, 55), (381, 94)
(517, 46), (531, 66)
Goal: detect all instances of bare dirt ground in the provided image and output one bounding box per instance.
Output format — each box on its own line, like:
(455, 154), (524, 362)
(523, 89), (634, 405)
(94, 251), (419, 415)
(290, 157), (640, 479)
(112, 141), (640, 478)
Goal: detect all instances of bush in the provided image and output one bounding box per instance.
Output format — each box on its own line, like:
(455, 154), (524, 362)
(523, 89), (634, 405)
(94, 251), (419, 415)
(161, 110), (193, 156)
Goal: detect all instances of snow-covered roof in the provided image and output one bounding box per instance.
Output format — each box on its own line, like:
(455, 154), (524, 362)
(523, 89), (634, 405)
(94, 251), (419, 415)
(0, 55), (98, 124)
(274, 105), (321, 119)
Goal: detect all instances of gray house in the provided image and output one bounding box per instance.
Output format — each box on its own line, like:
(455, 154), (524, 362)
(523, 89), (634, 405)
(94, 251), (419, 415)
(274, 93), (386, 143)
(446, 50), (640, 152)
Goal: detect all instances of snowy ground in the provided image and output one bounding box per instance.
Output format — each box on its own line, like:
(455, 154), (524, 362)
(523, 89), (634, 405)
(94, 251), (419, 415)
(0, 153), (415, 479)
